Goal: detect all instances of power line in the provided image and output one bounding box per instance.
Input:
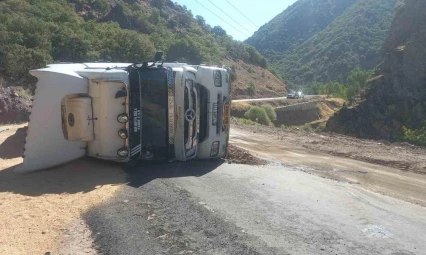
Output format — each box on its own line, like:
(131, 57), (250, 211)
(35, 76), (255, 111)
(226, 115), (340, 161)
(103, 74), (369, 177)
(224, 0), (259, 29)
(193, 0), (252, 38)
(206, 0), (254, 35)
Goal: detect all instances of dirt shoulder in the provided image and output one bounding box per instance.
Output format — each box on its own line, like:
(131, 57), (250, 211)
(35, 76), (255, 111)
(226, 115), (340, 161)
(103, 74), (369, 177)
(225, 144), (266, 165)
(232, 120), (426, 174)
(230, 121), (426, 207)
(0, 124), (126, 255)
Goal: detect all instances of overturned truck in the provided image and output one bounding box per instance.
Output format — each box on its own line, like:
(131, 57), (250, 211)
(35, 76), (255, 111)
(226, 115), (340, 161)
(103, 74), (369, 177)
(16, 55), (231, 173)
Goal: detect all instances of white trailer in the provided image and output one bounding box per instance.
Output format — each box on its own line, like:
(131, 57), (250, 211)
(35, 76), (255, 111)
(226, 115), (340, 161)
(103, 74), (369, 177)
(16, 56), (231, 173)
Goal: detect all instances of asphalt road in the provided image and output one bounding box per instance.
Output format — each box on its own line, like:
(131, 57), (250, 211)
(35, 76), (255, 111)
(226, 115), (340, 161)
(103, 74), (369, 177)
(83, 160), (426, 255)
(233, 95), (317, 103)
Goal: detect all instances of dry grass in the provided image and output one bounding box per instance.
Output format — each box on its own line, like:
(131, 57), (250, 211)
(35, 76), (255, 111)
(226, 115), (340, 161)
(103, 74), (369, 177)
(231, 102), (251, 112)
(223, 59), (287, 99)
(14, 87), (32, 100)
(317, 98), (346, 118)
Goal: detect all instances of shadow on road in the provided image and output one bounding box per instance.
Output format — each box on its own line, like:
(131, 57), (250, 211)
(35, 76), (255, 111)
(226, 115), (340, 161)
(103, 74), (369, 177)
(0, 124), (222, 197)
(0, 127), (26, 159)
(0, 158), (222, 197)
(125, 159), (224, 188)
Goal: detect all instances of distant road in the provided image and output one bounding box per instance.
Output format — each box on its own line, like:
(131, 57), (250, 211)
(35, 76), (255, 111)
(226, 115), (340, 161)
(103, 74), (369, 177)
(233, 95), (317, 103)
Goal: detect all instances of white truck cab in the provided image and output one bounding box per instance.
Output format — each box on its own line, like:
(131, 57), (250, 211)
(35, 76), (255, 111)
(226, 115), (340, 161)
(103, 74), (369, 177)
(193, 66), (231, 159)
(16, 55), (231, 173)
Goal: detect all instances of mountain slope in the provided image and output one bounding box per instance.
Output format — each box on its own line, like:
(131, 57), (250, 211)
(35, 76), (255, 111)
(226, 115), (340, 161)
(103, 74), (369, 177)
(246, 0), (357, 57)
(224, 59), (286, 99)
(247, 0), (398, 87)
(278, 0), (398, 85)
(327, 0), (426, 141)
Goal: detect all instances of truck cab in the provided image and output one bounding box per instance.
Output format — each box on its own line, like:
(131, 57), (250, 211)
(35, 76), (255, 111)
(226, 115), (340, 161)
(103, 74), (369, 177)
(193, 66), (231, 159)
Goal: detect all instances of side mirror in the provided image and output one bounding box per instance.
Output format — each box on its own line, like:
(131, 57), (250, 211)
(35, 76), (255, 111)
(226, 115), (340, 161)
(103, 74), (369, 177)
(154, 51), (163, 62)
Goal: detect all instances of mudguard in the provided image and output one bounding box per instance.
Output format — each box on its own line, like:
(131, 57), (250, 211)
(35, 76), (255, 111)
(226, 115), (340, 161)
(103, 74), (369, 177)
(14, 65), (89, 173)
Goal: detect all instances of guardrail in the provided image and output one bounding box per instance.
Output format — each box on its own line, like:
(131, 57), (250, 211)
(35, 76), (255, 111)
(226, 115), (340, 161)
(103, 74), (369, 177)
(233, 95), (317, 103)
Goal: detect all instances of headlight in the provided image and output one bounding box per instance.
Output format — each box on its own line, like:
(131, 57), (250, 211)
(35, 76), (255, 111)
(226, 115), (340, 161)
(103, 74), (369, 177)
(117, 113), (128, 123)
(210, 141), (220, 157)
(117, 147), (129, 157)
(213, 70), (222, 87)
(118, 129), (128, 139)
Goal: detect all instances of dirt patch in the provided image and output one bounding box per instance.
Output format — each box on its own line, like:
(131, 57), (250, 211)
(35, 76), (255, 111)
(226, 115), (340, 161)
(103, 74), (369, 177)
(232, 120), (426, 174)
(231, 125), (426, 207)
(225, 144), (266, 165)
(300, 135), (426, 174)
(0, 87), (32, 124)
(0, 124), (126, 255)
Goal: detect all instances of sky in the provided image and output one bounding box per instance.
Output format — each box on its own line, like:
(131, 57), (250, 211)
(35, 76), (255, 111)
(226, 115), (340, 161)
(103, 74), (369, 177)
(174, 0), (298, 41)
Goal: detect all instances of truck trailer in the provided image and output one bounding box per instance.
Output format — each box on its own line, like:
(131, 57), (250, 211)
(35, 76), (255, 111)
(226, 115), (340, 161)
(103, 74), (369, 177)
(15, 55), (231, 173)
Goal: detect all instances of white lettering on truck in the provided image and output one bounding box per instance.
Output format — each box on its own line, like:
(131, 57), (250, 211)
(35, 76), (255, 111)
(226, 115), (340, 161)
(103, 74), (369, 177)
(133, 108), (141, 132)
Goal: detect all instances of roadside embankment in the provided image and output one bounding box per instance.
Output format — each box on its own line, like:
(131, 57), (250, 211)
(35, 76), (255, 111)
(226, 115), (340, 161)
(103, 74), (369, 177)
(232, 98), (344, 127)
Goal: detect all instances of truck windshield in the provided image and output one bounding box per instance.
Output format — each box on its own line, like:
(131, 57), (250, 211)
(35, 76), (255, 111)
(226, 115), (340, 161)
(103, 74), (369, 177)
(129, 68), (169, 161)
(199, 85), (208, 142)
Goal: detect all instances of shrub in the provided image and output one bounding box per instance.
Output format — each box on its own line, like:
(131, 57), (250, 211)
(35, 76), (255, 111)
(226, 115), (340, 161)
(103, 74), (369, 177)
(244, 106), (271, 125)
(403, 124), (426, 147)
(261, 104), (277, 121)
(15, 87), (32, 100)
(301, 124), (313, 132)
(247, 81), (256, 96)
(236, 118), (256, 125)
(229, 65), (237, 82)
(247, 66), (255, 73)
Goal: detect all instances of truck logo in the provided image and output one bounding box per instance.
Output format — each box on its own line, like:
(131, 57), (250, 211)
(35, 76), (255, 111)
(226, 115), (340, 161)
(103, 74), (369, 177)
(185, 109), (196, 122)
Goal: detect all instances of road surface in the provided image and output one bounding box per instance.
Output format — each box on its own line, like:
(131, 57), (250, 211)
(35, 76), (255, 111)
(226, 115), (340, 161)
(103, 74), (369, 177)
(233, 95), (316, 103)
(80, 161), (426, 254)
(1, 125), (425, 254)
(231, 128), (426, 207)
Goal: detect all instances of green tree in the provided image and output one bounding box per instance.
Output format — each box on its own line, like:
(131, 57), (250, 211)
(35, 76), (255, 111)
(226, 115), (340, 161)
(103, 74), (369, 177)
(151, 0), (167, 10)
(3, 44), (50, 77)
(212, 26), (227, 37)
(149, 8), (160, 25)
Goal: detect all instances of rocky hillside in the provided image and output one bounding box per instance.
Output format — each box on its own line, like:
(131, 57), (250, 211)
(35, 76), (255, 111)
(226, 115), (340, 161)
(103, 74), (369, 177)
(326, 0), (426, 141)
(224, 59), (286, 99)
(247, 0), (398, 87)
(0, 0), (270, 88)
(0, 87), (31, 123)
